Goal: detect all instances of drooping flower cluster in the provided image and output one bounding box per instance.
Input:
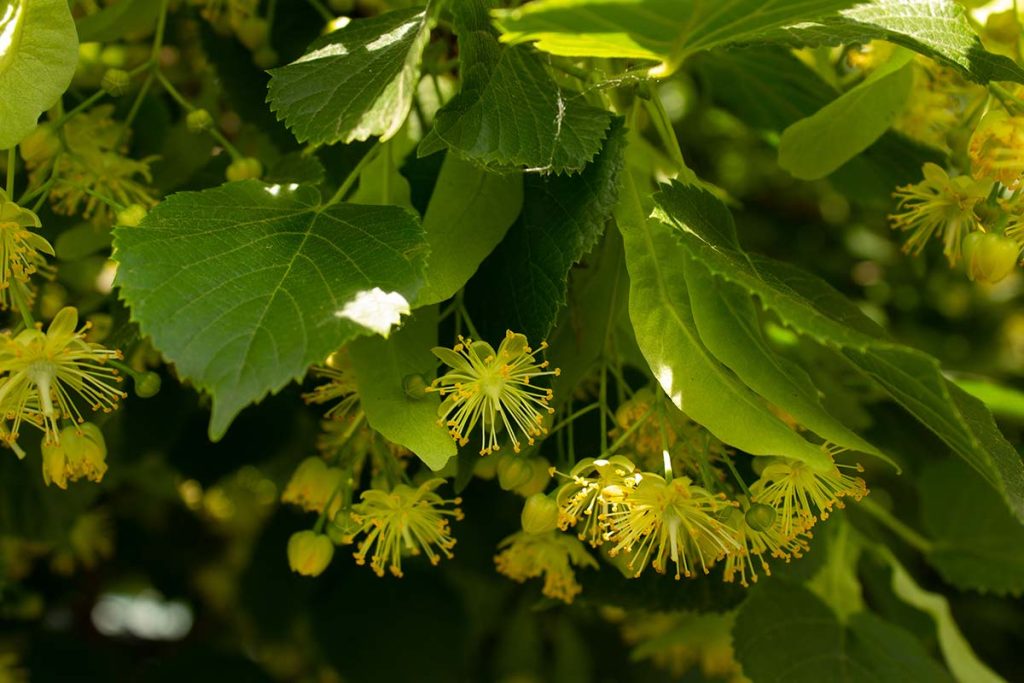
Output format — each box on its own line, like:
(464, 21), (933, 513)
(0, 192), (55, 311)
(429, 331), (559, 455)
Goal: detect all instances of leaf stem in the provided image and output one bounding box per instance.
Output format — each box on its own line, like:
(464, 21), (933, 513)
(857, 497), (934, 554)
(598, 403), (654, 461)
(154, 70), (244, 161)
(547, 402), (601, 439)
(325, 143), (381, 206)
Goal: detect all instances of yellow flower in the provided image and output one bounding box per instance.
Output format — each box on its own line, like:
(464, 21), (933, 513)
(750, 455), (867, 537)
(894, 59), (981, 151)
(554, 455), (640, 547)
(350, 478), (462, 577)
(428, 331), (559, 455)
(302, 351), (360, 421)
(0, 192), (55, 312)
(287, 530), (334, 577)
(604, 473), (740, 579)
(720, 503), (811, 587)
(0, 307), (125, 445)
(969, 110), (1024, 188)
(889, 163), (989, 264)
(280, 456), (345, 515)
(494, 530), (598, 603)
(40, 422), (107, 489)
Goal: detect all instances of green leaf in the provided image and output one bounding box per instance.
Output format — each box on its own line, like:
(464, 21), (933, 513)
(768, 0), (1024, 85)
(683, 258), (885, 460)
(920, 459), (1024, 596)
(113, 181), (428, 440)
(953, 377), (1024, 422)
(465, 119), (626, 342)
(871, 544), (1003, 683)
(417, 155), (523, 306)
(734, 579), (953, 682)
(264, 153), (327, 186)
(655, 181), (1024, 519)
(806, 516), (865, 621)
(267, 8), (429, 145)
(347, 307), (457, 471)
(76, 0), (160, 42)
(0, 0), (78, 148)
(350, 139), (414, 209)
(616, 172), (831, 469)
(420, 0), (612, 174)
(778, 51), (915, 180)
(492, 0), (857, 77)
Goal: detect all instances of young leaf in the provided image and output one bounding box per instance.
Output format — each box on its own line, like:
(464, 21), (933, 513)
(420, 0), (612, 174)
(616, 172), (831, 469)
(267, 8), (429, 145)
(734, 579), (954, 682)
(656, 181), (1024, 520)
(465, 119), (626, 341)
(347, 308), (457, 471)
(492, 0), (858, 77)
(0, 0), (78, 148)
(769, 0), (1024, 85)
(417, 155), (524, 306)
(113, 181), (428, 440)
(778, 51), (915, 180)
(920, 459), (1024, 596)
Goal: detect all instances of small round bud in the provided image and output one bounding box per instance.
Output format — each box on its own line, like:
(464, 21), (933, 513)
(19, 124), (61, 166)
(496, 453), (534, 491)
(252, 46), (279, 69)
(236, 17), (269, 50)
(134, 371), (162, 398)
(520, 493), (558, 534)
(226, 157), (263, 182)
(962, 231), (1020, 284)
(186, 108), (213, 133)
(101, 68), (132, 96)
(744, 503), (777, 532)
(514, 456), (552, 497)
(402, 373), (428, 400)
(287, 530), (334, 577)
(117, 204), (148, 227)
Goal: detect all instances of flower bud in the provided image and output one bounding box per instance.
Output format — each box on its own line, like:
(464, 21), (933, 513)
(236, 17), (269, 50)
(326, 510), (359, 545)
(186, 108), (213, 133)
(117, 204), (148, 227)
(520, 493), (558, 534)
(962, 231), (1020, 284)
(282, 457), (344, 514)
(134, 371), (162, 398)
(514, 456), (552, 497)
(19, 124), (61, 166)
(287, 531), (334, 577)
(744, 503), (777, 532)
(253, 47), (279, 69)
(101, 68), (132, 97)
(41, 423), (107, 489)
(497, 453), (533, 491)
(402, 373), (427, 400)
(226, 157), (263, 182)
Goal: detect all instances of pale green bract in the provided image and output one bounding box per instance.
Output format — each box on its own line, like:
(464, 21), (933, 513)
(0, 0), (78, 149)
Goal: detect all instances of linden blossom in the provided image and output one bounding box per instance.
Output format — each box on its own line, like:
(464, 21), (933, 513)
(428, 330), (560, 456)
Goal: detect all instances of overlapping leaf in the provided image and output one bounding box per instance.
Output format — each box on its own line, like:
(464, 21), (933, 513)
(113, 181), (428, 440)
(655, 181), (1024, 519)
(267, 8), (429, 145)
(0, 0), (78, 148)
(419, 0), (612, 174)
(493, 0), (857, 76)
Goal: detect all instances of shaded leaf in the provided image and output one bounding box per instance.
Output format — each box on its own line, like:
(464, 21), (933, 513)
(76, 0), (160, 42)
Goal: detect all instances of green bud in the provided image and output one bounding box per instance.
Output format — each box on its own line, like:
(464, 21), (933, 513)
(252, 47), (279, 69)
(326, 510), (360, 545)
(117, 204), (148, 227)
(744, 503), (777, 532)
(514, 456), (552, 497)
(287, 530), (334, 577)
(520, 493), (558, 534)
(402, 373), (428, 400)
(226, 157), (263, 182)
(101, 68), (132, 96)
(134, 371), (162, 398)
(962, 231), (1020, 284)
(236, 17), (269, 50)
(496, 453), (533, 491)
(186, 108), (213, 133)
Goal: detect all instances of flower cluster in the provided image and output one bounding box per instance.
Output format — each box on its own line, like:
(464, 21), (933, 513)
(0, 192), (54, 312)
(428, 331), (559, 455)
